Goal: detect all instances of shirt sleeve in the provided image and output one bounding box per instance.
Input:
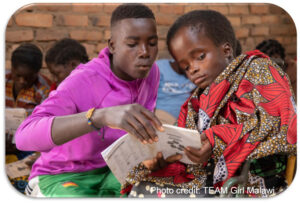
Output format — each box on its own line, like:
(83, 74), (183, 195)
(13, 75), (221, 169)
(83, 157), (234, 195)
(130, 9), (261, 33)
(15, 85), (77, 152)
(15, 68), (99, 152)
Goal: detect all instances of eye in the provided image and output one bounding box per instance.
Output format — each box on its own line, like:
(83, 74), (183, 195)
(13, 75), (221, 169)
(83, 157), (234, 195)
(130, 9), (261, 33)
(196, 53), (206, 60)
(149, 40), (158, 47)
(16, 74), (22, 79)
(127, 43), (137, 48)
(179, 63), (190, 71)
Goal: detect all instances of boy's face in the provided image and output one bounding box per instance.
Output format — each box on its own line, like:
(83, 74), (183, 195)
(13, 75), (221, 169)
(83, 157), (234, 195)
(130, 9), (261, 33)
(109, 18), (158, 81)
(47, 61), (78, 85)
(11, 65), (38, 91)
(169, 26), (233, 89)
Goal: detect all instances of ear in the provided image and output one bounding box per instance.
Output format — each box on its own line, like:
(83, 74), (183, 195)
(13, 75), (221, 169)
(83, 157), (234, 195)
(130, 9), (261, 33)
(65, 60), (79, 70)
(222, 42), (234, 59)
(70, 60), (80, 69)
(108, 38), (115, 54)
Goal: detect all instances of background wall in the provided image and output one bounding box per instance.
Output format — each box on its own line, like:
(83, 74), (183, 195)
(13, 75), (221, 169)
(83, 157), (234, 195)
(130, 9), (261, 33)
(5, 3), (297, 79)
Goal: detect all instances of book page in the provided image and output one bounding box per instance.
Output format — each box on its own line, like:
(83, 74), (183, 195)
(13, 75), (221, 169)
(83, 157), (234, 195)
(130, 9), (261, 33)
(5, 108), (27, 135)
(5, 108), (27, 144)
(5, 153), (37, 179)
(101, 124), (201, 184)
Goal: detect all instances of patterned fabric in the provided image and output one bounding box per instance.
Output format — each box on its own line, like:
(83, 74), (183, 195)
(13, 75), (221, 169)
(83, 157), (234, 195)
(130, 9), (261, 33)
(122, 50), (296, 197)
(5, 73), (51, 115)
(149, 162), (195, 184)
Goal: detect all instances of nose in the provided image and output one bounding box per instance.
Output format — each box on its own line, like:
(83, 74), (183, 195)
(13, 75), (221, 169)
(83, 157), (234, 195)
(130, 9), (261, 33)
(19, 77), (27, 86)
(139, 43), (149, 58)
(16, 77), (28, 89)
(188, 61), (200, 75)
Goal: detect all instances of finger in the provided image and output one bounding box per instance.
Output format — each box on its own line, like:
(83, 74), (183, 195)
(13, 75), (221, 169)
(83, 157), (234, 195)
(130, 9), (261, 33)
(156, 152), (163, 159)
(142, 158), (157, 170)
(123, 120), (148, 144)
(140, 107), (164, 132)
(185, 143), (211, 164)
(165, 154), (183, 163)
(152, 158), (161, 171)
(185, 146), (202, 157)
(200, 133), (208, 141)
(186, 138), (212, 157)
(133, 111), (158, 142)
(126, 114), (150, 143)
(156, 152), (167, 169)
(184, 148), (201, 163)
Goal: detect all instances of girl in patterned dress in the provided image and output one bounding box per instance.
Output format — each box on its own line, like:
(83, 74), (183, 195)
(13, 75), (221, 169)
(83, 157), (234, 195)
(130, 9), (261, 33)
(123, 10), (296, 198)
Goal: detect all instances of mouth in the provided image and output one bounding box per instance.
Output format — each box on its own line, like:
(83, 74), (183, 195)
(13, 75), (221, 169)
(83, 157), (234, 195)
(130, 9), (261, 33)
(136, 64), (152, 70)
(193, 75), (206, 85)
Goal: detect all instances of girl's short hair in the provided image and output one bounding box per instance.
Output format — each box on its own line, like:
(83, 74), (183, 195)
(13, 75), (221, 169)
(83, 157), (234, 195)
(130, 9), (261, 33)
(167, 10), (237, 56)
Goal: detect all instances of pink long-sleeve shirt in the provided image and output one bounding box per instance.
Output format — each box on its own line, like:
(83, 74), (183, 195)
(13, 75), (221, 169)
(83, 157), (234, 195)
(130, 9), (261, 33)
(15, 47), (160, 180)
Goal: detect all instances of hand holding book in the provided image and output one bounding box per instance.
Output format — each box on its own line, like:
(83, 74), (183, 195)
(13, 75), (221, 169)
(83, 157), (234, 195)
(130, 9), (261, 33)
(101, 124), (202, 184)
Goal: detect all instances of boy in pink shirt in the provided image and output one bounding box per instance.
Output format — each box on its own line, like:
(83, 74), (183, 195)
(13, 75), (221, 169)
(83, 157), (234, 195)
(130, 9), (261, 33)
(15, 3), (163, 197)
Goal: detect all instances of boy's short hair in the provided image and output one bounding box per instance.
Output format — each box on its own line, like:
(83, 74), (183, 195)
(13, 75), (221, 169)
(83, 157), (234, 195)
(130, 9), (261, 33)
(110, 3), (155, 28)
(45, 38), (89, 65)
(256, 39), (285, 59)
(167, 10), (236, 56)
(11, 43), (43, 72)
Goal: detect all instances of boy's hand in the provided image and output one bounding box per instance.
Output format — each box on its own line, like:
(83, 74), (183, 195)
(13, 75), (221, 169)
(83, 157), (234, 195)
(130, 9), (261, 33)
(142, 152), (182, 171)
(100, 103), (164, 144)
(184, 133), (212, 164)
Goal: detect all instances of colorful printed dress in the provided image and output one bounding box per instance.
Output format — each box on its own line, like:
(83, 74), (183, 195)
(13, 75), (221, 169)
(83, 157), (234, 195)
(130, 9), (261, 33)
(122, 50), (296, 198)
(5, 73), (51, 115)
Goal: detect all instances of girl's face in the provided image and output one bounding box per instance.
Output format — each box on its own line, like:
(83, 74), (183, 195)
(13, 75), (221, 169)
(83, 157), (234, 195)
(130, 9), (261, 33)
(47, 60), (79, 85)
(169, 26), (233, 89)
(109, 18), (158, 81)
(12, 65), (38, 91)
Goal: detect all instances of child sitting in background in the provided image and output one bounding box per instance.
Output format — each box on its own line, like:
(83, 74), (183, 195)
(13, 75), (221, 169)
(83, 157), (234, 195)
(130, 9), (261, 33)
(6, 43), (51, 194)
(6, 43), (51, 114)
(45, 38), (89, 91)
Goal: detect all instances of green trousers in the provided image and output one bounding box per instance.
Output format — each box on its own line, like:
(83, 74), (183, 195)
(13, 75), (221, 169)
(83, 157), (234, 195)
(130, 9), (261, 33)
(27, 167), (124, 197)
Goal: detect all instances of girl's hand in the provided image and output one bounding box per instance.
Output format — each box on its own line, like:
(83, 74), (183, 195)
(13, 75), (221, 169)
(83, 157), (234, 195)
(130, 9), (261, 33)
(142, 152), (182, 171)
(184, 133), (212, 164)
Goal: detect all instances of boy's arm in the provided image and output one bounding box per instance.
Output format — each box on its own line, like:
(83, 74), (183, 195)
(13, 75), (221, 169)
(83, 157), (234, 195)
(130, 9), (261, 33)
(52, 103), (164, 146)
(16, 80), (164, 151)
(15, 71), (105, 152)
(15, 87), (84, 152)
(16, 64), (164, 151)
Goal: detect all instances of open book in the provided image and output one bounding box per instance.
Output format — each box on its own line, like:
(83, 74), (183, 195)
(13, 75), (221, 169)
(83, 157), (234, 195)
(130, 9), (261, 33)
(101, 124), (201, 184)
